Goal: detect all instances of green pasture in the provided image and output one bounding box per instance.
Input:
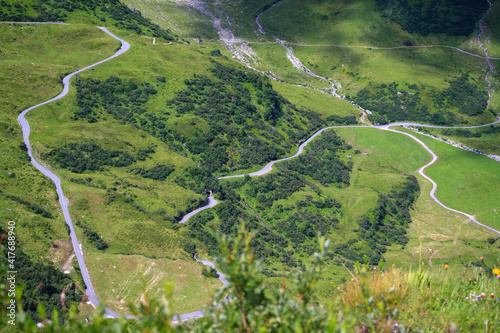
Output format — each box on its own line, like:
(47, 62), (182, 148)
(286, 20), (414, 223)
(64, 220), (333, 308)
(0, 23), (223, 309)
(399, 173), (500, 268)
(122, 0), (218, 40)
(225, 125), (500, 286)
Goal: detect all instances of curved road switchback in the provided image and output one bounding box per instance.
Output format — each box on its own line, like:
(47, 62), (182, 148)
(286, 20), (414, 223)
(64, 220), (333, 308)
(179, 191), (218, 224)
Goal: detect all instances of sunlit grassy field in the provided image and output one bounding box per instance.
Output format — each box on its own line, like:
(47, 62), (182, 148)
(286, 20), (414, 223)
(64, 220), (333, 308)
(397, 127), (500, 231)
(2, 0), (500, 322)
(335, 127), (500, 268)
(84, 249), (223, 314)
(0, 23), (119, 259)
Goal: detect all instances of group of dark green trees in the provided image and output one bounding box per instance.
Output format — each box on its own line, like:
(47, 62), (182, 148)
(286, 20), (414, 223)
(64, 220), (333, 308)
(351, 74), (488, 125)
(0, 0), (174, 40)
(0, 227), (82, 323)
(375, 0), (488, 36)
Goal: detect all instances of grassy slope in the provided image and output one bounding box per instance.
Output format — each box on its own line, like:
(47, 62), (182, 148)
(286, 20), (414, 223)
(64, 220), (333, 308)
(223, 126), (500, 303)
(484, 0), (500, 57)
(0, 23), (119, 259)
(85, 250), (222, 314)
(1, 24), (228, 313)
(396, 127), (500, 230)
(335, 128), (500, 268)
(0, 23), (119, 114)
(261, 0), (471, 47)
(183, 0), (499, 129)
(2, 0), (500, 321)
(25, 29), (235, 311)
(416, 124), (500, 156)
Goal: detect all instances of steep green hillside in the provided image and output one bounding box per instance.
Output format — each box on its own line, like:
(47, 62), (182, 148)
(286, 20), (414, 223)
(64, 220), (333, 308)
(258, 0), (496, 125)
(122, 0), (218, 40)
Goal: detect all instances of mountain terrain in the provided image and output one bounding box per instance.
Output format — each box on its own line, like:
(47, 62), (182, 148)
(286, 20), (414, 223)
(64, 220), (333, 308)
(1, 0), (500, 331)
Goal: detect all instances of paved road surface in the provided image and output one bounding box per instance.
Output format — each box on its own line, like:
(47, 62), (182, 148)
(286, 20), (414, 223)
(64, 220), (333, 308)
(179, 192), (218, 224)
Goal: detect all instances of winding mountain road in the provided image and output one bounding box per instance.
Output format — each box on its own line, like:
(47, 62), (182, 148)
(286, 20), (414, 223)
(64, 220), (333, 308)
(179, 192), (218, 224)
(18, 27), (132, 319)
(210, 123), (500, 237)
(16, 26), (228, 321)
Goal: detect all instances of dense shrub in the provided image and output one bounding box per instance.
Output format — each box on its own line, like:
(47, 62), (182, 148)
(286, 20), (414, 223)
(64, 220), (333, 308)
(375, 0), (488, 36)
(45, 141), (136, 173)
(0, 0), (175, 40)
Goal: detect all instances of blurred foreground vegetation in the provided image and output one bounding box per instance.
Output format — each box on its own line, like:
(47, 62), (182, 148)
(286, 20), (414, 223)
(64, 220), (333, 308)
(2, 226), (499, 332)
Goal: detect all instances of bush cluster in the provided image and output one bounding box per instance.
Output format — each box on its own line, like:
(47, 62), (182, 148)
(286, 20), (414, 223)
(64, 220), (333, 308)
(375, 0), (488, 36)
(45, 141), (136, 173)
(0, 227), (82, 323)
(0, 0), (175, 40)
(75, 220), (108, 251)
